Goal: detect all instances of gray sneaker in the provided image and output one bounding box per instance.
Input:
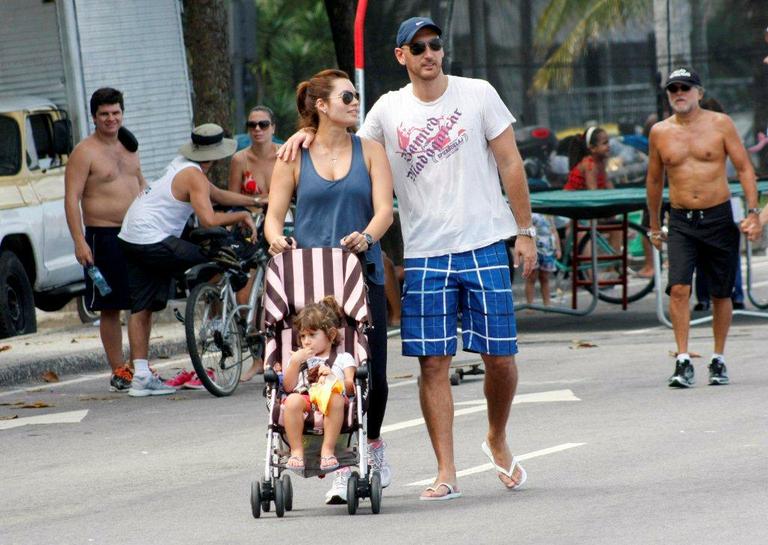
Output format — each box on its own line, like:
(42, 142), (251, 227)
(368, 440), (392, 488)
(708, 358), (730, 385)
(669, 359), (694, 388)
(128, 374), (176, 397)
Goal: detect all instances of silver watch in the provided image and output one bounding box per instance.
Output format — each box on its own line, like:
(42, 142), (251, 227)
(362, 232), (374, 246)
(516, 226), (537, 238)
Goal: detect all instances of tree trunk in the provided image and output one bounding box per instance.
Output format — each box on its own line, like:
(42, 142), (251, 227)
(323, 0), (356, 77)
(183, 0), (232, 185)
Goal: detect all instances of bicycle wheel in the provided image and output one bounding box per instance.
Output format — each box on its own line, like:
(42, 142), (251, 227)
(185, 283), (243, 396)
(241, 263), (266, 368)
(577, 222), (657, 304)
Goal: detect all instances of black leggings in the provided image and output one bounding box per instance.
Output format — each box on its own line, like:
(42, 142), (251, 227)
(365, 281), (388, 440)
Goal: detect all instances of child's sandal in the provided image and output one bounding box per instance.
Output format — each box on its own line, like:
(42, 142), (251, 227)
(319, 455), (339, 471)
(286, 456), (305, 470)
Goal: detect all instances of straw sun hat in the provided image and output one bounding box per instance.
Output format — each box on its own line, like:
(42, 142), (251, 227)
(178, 123), (237, 162)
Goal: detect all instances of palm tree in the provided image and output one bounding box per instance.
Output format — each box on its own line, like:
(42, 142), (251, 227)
(532, 0), (697, 91)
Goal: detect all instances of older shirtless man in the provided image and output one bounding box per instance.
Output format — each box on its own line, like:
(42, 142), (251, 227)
(646, 68), (761, 388)
(65, 87), (145, 392)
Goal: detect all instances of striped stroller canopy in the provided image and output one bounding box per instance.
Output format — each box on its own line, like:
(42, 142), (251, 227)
(262, 248), (371, 370)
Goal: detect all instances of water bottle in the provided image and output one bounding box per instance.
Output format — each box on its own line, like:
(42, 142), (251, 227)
(87, 266), (112, 296)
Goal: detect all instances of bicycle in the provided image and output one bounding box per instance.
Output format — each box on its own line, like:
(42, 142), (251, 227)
(553, 215), (660, 305)
(183, 218), (270, 397)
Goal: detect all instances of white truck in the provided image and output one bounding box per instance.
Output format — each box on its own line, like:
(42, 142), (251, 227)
(0, 0), (193, 337)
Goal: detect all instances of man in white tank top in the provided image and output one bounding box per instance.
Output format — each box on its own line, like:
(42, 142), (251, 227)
(118, 124), (259, 397)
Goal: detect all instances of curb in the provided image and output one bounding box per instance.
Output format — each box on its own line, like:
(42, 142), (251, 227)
(0, 337), (187, 388)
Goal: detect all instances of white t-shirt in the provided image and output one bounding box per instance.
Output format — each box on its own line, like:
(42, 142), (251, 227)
(290, 353), (355, 393)
(358, 75), (519, 258)
(119, 156), (198, 245)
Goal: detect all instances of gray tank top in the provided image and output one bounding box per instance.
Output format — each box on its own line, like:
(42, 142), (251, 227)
(294, 135), (384, 285)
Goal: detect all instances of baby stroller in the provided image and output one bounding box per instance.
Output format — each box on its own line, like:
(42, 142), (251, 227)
(251, 248), (383, 517)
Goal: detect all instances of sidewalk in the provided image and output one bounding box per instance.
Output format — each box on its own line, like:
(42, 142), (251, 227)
(0, 308), (187, 387)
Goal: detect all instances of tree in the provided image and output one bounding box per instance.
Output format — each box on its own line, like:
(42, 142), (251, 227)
(252, 0), (336, 139)
(183, 0), (232, 183)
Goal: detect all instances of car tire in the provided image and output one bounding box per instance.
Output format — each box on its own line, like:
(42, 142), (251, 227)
(0, 251), (37, 338)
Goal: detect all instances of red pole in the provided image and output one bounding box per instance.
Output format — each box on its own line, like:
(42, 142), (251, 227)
(354, 0), (368, 126)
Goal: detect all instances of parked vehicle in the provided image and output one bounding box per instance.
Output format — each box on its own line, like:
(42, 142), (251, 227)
(0, 98), (80, 336)
(0, 0), (194, 337)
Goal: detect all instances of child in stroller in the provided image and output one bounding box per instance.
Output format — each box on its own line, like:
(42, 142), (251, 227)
(252, 248), (383, 517)
(283, 296), (356, 472)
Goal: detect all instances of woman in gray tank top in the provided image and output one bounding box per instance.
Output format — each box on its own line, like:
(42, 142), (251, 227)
(265, 68), (395, 502)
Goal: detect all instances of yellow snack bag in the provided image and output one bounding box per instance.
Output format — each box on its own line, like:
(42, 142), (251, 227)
(309, 376), (343, 415)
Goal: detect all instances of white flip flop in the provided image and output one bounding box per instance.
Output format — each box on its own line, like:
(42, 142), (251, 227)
(481, 441), (527, 490)
(419, 482), (462, 501)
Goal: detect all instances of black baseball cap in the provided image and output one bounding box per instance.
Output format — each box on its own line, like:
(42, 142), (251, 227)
(665, 68), (702, 89)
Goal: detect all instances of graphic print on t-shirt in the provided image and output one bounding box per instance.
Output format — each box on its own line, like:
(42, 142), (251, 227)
(396, 109), (467, 182)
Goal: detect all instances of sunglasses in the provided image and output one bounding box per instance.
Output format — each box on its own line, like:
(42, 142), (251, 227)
(246, 120), (272, 130)
(337, 90), (360, 105)
(666, 84), (692, 93)
(403, 37), (443, 55)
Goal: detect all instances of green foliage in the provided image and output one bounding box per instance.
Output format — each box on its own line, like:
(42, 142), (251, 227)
(252, 0), (337, 139)
(533, 0), (650, 91)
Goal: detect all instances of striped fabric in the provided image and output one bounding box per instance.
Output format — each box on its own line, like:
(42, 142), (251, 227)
(263, 248), (371, 372)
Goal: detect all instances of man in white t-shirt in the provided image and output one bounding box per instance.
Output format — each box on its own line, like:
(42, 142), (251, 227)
(118, 124), (257, 397)
(279, 17), (536, 501)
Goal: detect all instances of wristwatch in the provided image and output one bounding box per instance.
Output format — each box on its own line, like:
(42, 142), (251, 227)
(362, 232), (374, 246)
(517, 226), (537, 238)
(748, 207), (762, 215)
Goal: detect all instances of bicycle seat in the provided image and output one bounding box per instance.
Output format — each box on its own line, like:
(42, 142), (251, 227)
(188, 227), (231, 245)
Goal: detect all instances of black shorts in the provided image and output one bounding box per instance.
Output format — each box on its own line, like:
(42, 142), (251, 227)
(666, 201), (740, 298)
(84, 227), (131, 311)
(119, 236), (207, 313)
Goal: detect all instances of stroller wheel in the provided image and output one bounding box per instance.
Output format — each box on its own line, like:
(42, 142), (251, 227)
(261, 479), (271, 512)
(250, 481), (261, 519)
(347, 472), (360, 515)
(281, 473), (293, 511)
(369, 471), (382, 514)
(274, 479), (286, 518)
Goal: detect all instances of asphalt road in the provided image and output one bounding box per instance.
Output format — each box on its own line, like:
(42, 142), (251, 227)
(2, 292), (767, 545)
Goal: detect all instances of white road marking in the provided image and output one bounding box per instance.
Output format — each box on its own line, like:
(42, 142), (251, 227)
(380, 389), (580, 434)
(389, 379), (418, 389)
(0, 409), (89, 431)
(406, 442), (587, 487)
(0, 356), (191, 398)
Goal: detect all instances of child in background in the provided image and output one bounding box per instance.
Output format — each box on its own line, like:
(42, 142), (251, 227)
(525, 213), (561, 306)
(281, 296), (355, 473)
(564, 126), (613, 191)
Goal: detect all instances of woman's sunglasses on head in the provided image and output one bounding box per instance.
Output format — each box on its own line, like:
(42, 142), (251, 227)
(403, 37), (443, 56)
(337, 90), (360, 105)
(666, 84), (692, 93)
(246, 120), (272, 130)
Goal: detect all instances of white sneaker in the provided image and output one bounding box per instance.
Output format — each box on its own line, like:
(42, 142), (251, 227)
(325, 467), (350, 504)
(368, 439), (392, 488)
(128, 374), (176, 397)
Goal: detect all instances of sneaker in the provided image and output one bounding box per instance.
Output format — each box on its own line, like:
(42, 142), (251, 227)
(183, 369), (215, 390)
(368, 439), (392, 488)
(708, 358), (730, 385)
(164, 369), (196, 388)
(669, 359), (694, 388)
(325, 467), (350, 505)
(109, 365), (133, 393)
(128, 374), (176, 397)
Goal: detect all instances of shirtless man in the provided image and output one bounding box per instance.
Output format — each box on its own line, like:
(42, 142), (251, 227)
(646, 68), (761, 388)
(65, 87), (146, 392)
(228, 105), (278, 381)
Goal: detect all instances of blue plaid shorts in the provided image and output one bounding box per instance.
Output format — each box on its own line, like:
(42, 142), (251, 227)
(401, 240), (518, 357)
